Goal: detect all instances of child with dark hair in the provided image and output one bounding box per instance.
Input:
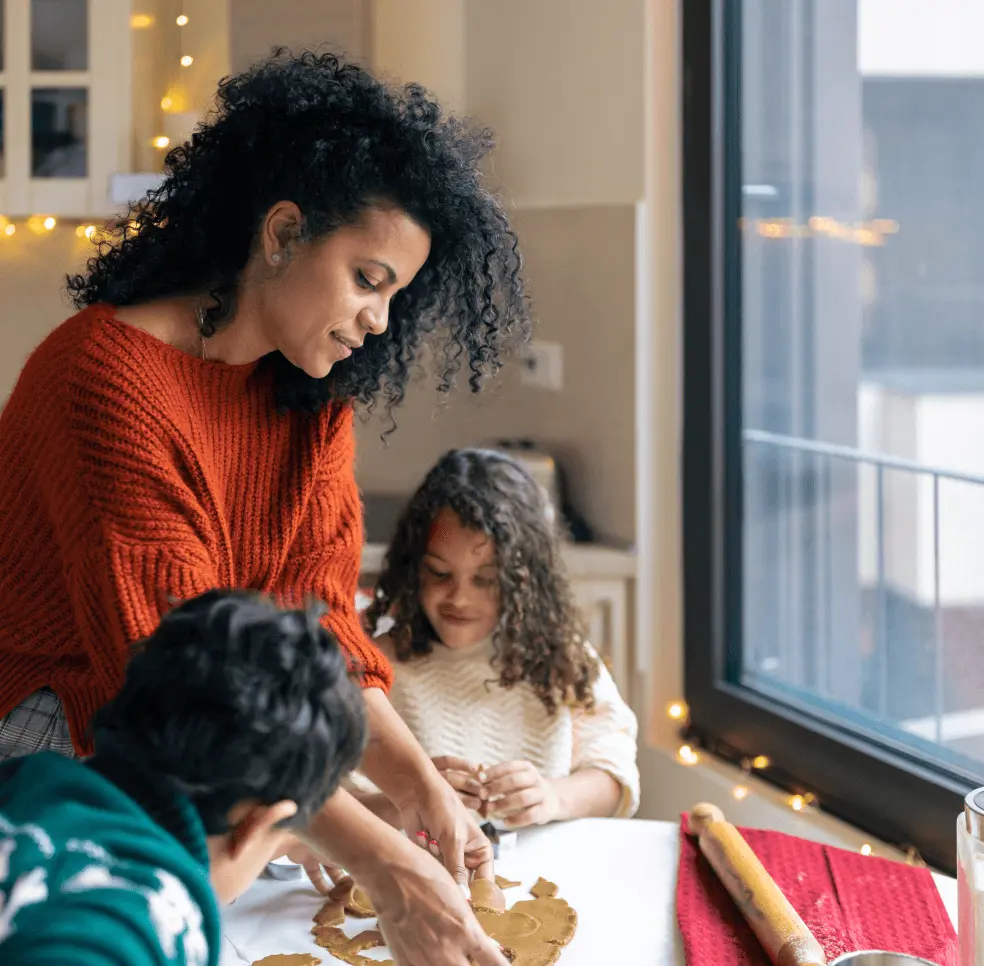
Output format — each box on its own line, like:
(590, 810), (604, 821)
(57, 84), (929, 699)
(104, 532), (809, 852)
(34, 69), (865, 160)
(358, 449), (639, 830)
(0, 590), (367, 966)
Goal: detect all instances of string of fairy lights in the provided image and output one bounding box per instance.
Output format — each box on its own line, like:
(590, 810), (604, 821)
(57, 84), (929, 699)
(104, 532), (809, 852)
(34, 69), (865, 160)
(665, 698), (925, 867)
(0, 11), (193, 241)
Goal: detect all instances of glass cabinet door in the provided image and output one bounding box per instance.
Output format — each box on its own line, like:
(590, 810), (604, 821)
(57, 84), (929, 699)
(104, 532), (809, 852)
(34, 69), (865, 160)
(0, 0), (131, 217)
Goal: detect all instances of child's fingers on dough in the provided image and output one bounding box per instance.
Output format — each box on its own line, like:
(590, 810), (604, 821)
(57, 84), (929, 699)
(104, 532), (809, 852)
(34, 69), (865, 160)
(500, 805), (540, 829)
(443, 770), (486, 798)
(432, 755), (479, 776)
(482, 768), (539, 800)
(489, 787), (542, 819)
(482, 760), (528, 782)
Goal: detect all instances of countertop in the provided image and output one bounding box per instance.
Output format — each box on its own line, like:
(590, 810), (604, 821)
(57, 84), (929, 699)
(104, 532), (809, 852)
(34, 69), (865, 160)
(220, 819), (956, 966)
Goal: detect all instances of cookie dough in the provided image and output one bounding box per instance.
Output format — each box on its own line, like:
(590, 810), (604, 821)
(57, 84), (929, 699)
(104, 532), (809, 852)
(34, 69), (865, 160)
(313, 900), (345, 928)
(530, 877), (558, 899)
(495, 875), (522, 890)
(251, 956), (321, 966)
(471, 879), (507, 911)
(327, 876), (375, 918)
(313, 927), (392, 966)
(470, 881), (577, 966)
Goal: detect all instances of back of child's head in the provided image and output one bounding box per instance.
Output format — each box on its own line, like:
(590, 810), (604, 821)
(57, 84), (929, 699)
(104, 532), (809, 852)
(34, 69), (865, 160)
(91, 590), (367, 834)
(369, 448), (598, 713)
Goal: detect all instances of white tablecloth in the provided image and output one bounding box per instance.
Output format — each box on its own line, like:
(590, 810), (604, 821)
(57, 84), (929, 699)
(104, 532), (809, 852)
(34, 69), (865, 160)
(220, 818), (957, 966)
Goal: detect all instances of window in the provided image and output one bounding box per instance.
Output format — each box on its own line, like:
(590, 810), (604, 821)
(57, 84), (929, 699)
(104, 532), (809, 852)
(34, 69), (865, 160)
(0, 0), (131, 216)
(682, 0), (984, 873)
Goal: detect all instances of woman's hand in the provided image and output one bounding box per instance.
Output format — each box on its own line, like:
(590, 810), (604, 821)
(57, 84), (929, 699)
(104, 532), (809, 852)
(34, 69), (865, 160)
(357, 689), (495, 885)
(483, 760), (561, 828)
(298, 789), (507, 966)
(364, 846), (507, 966)
(432, 755), (485, 813)
(396, 771), (495, 884)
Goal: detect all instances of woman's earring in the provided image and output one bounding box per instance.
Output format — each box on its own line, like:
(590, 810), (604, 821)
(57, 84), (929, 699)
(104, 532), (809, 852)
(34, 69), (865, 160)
(271, 252), (282, 264)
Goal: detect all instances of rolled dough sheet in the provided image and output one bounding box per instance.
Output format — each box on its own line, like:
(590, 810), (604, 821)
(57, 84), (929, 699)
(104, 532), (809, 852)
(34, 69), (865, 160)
(222, 864), (554, 965)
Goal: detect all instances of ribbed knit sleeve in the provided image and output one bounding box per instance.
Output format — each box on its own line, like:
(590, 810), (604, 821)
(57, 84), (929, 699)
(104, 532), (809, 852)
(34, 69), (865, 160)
(571, 650), (641, 818)
(275, 404), (393, 692)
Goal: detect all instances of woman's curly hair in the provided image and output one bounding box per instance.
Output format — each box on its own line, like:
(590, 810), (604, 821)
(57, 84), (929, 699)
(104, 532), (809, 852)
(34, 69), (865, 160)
(67, 49), (530, 415)
(367, 449), (599, 714)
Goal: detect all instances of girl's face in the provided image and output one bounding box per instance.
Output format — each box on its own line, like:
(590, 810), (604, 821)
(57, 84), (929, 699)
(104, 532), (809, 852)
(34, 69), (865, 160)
(419, 508), (501, 650)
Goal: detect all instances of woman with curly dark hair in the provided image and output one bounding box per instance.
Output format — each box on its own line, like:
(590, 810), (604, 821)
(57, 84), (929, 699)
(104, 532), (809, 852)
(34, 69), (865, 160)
(0, 49), (527, 966)
(357, 449), (639, 829)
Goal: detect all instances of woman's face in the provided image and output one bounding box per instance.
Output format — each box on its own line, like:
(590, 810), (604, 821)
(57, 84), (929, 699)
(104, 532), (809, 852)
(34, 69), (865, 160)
(254, 203), (431, 379)
(419, 508), (501, 650)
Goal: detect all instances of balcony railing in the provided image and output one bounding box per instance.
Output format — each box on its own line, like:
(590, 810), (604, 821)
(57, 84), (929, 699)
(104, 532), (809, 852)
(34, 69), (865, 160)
(743, 428), (984, 747)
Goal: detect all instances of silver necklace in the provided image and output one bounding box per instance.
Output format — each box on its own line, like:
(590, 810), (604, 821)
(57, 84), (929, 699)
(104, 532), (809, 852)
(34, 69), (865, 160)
(194, 303), (208, 360)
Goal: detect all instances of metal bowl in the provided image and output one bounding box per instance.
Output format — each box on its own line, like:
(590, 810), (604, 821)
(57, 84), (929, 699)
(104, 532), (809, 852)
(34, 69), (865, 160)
(829, 954), (942, 966)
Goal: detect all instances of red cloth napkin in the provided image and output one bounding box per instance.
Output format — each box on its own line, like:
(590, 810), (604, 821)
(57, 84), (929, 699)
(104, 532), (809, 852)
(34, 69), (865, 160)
(677, 815), (957, 965)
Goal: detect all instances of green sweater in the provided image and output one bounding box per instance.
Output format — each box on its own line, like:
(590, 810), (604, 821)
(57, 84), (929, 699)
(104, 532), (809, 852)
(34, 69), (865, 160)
(0, 752), (222, 966)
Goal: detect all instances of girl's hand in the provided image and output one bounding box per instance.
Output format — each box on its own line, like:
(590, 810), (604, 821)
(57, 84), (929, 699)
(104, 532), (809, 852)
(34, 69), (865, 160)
(432, 755), (486, 812)
(482, 760), (561, 828)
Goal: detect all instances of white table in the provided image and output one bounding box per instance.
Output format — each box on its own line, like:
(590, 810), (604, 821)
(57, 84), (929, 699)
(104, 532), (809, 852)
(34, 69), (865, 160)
(220, 819), (957, 966)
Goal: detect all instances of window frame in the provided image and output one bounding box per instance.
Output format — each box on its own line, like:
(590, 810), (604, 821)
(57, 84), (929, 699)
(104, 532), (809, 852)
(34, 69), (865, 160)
(681, 0), (970, 874)
(0, 0), (132, 217)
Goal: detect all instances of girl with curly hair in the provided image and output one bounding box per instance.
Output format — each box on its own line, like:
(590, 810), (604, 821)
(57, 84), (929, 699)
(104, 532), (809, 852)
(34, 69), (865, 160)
(360, 449), (640, 830)
(0, 49), (528, 966)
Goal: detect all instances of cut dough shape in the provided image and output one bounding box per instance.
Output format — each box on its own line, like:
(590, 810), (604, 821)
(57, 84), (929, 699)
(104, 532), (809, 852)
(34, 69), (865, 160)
(313, 900), (345, 927)
(315, 928), (392, 966)
(495, 875), (522, 890)
(251, 956), (321, 966)
(311, 926), (347, 950)
(471, 878), (506, 911)
(529, 877), (558, 899)
(472, 893), (577, 966)
(326, 876), (375, 918)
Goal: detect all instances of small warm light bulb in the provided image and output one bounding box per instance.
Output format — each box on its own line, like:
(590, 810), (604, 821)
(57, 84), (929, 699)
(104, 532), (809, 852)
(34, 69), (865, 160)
(180, 55), (194, 67)
(860, 843), (872, 856)
(789, 795), (805, 812)
(75, 225), (86, 238)
(152, 135), (171, 149)
(752, 755), (770, 770)
(677, 744), (700, 766)
(4, 224), (14, 237)
(160, 95), (174, 111)
(84, 225), (96, 240)
(43, 217), (56, 231)
(176, 14), (189, 26)
(666, 700), (688, 721)
(130, 13), (154, 29)
(732, 785), (749, 801)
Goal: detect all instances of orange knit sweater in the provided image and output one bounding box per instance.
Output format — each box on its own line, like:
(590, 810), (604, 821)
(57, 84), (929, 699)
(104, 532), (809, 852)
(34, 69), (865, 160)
(0, 305), (391, 755)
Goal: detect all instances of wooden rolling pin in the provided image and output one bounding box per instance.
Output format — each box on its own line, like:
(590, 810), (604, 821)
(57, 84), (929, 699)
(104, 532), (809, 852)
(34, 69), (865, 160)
(686, 802), (827, 966)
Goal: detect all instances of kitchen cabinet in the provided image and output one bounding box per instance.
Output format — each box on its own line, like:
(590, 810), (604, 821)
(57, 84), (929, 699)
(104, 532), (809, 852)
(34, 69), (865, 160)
(358, 542), (636, 696)
(0, 1), (131, 216)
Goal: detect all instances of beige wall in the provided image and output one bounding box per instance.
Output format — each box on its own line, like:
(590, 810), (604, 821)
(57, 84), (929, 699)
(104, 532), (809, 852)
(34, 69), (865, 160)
(466, 0), (646, 208)
(371, 0), (465, 109)
(230, 0), (370, 71)
(0, 232), (91, 396)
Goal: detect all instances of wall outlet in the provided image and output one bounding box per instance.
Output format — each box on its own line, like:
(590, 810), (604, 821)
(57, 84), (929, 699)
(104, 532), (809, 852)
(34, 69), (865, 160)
(520, 340), (564, 391)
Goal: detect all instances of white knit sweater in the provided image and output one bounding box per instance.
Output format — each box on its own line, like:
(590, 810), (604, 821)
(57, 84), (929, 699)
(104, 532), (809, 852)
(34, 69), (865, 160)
(352, 636), (640, 818)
